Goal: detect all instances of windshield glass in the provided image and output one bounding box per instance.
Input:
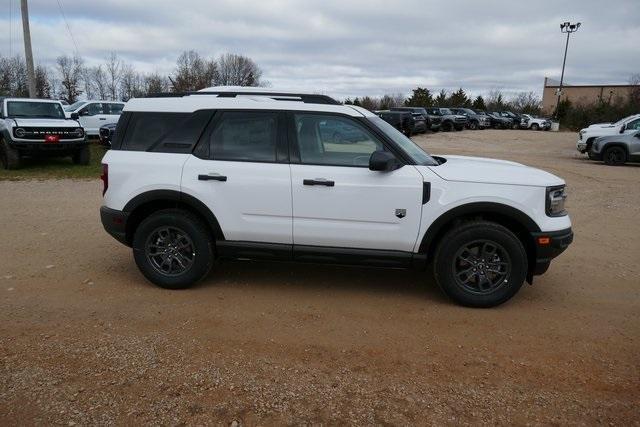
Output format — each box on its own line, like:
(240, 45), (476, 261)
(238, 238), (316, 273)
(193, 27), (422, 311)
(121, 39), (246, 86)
(64, 101), (86, 112)
(368, 116), (438, 166)
(440, 108), (453, 115)
(7, 101), (66, 119)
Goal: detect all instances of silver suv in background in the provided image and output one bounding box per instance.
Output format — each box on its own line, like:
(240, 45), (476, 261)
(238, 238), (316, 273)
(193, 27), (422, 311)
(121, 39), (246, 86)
(588, 130), (640, 166)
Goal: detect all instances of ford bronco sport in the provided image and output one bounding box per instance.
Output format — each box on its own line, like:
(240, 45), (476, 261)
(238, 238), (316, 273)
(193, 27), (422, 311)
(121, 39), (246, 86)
(0, 98), (87, 169)
(100, 87), (573, 307)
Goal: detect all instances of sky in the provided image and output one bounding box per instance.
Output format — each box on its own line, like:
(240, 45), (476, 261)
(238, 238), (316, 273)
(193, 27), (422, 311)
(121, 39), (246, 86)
(1, 0), (639, 100)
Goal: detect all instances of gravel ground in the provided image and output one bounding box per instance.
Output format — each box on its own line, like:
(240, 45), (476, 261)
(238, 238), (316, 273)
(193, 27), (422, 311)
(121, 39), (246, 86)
(1, 129), (639, 425)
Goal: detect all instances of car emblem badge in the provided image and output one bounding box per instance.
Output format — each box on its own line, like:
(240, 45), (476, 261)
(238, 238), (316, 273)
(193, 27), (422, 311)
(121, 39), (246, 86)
(395, 209), (406, 219)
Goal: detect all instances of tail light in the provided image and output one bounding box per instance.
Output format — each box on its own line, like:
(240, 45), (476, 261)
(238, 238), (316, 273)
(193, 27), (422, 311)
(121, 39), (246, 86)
(100, 163), (108, 196)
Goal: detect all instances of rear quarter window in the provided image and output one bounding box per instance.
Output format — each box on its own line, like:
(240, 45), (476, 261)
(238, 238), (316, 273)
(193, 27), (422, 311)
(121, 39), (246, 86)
(120, 111), (212, 153)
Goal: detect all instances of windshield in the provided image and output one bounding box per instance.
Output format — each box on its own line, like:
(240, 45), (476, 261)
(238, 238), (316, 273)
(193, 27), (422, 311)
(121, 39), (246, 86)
(426, 108), (441, 115)
(64, 101), (86, 112)
(368, 116), (438, 166)
(440, 108), (453, 115)
(7, 101), (66, 119)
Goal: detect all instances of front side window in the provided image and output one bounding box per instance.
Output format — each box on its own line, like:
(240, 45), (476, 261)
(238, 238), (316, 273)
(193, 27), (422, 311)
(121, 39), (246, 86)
(7, 101), (65, 119)
(294, 114), (382, 167)
(626, 118), (640, 130)
(210, 111), (277, 162)
(80, 103), (104, 116)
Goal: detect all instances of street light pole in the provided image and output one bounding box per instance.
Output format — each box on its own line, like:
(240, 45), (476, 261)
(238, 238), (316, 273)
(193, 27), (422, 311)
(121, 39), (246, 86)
(20, 0), (37, 98)
(554, 21), (581, 120)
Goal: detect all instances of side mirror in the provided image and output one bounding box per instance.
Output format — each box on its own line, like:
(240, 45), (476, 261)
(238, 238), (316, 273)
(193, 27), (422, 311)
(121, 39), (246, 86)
(70, 112), (79, 120)
(620, 124), (626, 133)
(369, 150), (401, 172)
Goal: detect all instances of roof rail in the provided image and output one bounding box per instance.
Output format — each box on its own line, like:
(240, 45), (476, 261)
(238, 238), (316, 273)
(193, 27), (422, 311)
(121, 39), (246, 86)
(143, 91), (341, 105)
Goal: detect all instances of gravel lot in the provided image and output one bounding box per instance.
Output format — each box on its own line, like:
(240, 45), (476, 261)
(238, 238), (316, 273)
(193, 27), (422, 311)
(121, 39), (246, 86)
(1, 130), (639, 425)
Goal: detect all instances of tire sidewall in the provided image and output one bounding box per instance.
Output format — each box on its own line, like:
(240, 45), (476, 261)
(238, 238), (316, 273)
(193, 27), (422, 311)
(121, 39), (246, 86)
(132, 210), (213, 289)
(604, 146), (625, 166)
(434, 223), (528, 308)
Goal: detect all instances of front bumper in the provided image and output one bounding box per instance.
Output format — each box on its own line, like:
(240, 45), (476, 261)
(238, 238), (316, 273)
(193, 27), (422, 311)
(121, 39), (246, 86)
(530, 227), (573, 276)
(9, 139), (88, 152)
(100, 206), (129, 246)
(576, 141), (587, 153)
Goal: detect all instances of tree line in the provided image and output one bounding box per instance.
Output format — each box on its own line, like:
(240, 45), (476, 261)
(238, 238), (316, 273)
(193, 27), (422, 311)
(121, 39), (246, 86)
(0, 50), (264, 103)
(344, 87), (543, 115)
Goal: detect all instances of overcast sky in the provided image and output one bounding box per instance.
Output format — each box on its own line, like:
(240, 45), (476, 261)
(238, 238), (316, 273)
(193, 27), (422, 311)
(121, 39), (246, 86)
(1, 0), (639, 99)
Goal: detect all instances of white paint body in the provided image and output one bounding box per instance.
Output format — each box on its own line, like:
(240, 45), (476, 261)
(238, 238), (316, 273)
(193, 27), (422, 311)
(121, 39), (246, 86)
(64, 101), (125, 136)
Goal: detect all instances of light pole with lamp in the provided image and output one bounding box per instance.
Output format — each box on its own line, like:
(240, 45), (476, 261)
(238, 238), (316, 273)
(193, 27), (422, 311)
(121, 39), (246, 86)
(554, 21), (581, 121)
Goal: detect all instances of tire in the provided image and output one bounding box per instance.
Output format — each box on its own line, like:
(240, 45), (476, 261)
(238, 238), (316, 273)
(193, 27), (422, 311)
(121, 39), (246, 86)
(72, 145), (90, 165)
(587, 151), (597, 160)
(441, 121), (453, 132)
(512, 122), (519, 130)
(433, 221), (528, 308)
(0, 138), (21, 170)
(468, 121), (478, 130)
(531, 123), (540, 131)
(132, 209), (214, 289)
(603, 146), (627, 166)
(454, 125), (464, 131)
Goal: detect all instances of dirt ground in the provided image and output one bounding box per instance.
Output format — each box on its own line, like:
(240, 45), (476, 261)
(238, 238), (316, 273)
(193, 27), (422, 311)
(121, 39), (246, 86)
(1, 129), (639, 425)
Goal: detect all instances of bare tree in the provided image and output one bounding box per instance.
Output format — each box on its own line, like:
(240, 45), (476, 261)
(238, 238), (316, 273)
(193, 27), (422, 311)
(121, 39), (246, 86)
(56, 55), (84, 103)
(216, 53), (263, 87)
(0, 56), (28, 97)
(120, 64), (145, 101)
(510, 91), (541, 114)
(169, 50), (217, 92)
(35, 65), (52, 98)
(486, 89), (507, 111)
(144, 72), (169, 95)
(105, 52), (122, 100)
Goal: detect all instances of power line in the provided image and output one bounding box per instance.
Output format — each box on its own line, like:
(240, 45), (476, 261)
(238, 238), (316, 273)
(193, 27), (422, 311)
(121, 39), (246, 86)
(56, 0), (79, 55)
(9, 0), (13, 56)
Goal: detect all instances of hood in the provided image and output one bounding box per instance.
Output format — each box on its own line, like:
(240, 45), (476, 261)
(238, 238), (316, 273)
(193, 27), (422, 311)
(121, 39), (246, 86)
(587, 122), (615, 129)
(12, 118), (81, 127)
(428, 155), (564, 187)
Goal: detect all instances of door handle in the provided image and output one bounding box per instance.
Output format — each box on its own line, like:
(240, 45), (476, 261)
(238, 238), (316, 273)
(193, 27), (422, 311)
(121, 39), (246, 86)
(198, 174), (227, 182)
(99, 118), (107, 120)
(303, 178), (334, 187)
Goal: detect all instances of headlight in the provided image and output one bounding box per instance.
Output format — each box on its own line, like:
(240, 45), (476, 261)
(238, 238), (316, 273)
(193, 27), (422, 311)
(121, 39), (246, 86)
(14, 127), (26, 138)
(579, 130), (585, 140)
(73, 128), (84, 138)
(546, 185), (567, 217)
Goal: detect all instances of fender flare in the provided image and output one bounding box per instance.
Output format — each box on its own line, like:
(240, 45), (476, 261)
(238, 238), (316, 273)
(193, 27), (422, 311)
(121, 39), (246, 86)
(123, 189), (225, 241)
(418, 202), (540, 254)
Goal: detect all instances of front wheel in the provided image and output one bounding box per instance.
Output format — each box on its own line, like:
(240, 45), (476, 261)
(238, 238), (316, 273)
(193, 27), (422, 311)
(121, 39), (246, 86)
(72, 145), (91, 165)
(603, 146), (626, 166)
(0, 139), (21, 170)
(531, 123), (540, 131)
(468, 121), (478, 130)
(132, 209), (214, 289)
(433, 221), (527, 308)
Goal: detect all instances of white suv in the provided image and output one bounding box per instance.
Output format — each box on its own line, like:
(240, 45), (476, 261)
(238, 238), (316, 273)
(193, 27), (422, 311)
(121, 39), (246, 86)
(100, 87), (573, 307)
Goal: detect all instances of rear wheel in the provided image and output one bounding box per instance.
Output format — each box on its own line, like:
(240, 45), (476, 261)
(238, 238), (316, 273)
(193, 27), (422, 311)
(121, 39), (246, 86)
(133, 209), (214, 289)
(468, 121), (478, 130)
(603, 146), (626, 166)
(433, 221), (527, 308)
(531, 123), (540, 131)
(0, 139), (21, 170)
(441, 121), (453, 132)
(72, 145), (90, 165)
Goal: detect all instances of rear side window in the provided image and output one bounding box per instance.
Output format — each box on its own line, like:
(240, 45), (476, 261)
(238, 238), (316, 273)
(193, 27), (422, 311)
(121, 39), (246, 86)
(120, 111), (211, 153)
(209, 111), (277, 162)
(106, 103), (124, 115)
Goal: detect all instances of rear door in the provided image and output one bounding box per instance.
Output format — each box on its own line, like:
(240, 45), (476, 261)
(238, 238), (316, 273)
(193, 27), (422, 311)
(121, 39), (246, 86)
(289, 112), (423, 252)
(181, 110), (293, 245)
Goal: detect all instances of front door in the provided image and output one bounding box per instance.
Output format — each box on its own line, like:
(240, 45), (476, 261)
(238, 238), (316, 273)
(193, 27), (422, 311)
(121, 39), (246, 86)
(78, 102), (104, 135)
(181, 110), (292, 245)
(289, 113), (424, 252)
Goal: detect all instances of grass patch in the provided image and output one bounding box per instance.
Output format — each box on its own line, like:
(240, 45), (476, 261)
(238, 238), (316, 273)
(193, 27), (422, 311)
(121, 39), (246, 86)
(0, 143), (107, 181)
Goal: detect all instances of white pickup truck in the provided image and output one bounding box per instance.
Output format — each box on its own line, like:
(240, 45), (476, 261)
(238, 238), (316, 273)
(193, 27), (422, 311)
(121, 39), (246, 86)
(577, 114), (640, 156)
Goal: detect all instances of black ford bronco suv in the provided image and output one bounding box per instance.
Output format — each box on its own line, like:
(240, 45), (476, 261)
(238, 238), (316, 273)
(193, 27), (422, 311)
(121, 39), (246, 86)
(0, 98), (87, 169)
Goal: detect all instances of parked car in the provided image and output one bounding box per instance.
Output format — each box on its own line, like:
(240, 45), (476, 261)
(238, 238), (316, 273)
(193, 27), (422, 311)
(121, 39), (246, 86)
(588, 130), (640, 166)
(426, 108), (467, 131)
(99, 122), (117, 146)
(576, 114), (640, 157)
(376, 110), (416, 136)
(64, 100), (125, 137)
(519, 114), (551, 131)
(0, 97), (88, 169)
(450, 108), (491, 130)
(498, 111), (525, 130)
(389, 107), (430, 133)
(100, 87), (573, 308)
(476, 111), (512, 129)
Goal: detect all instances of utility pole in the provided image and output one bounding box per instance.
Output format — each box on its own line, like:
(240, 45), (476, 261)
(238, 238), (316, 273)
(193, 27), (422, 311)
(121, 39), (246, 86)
(20, 0), (37, 98)
(554, 21), (581, 120)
